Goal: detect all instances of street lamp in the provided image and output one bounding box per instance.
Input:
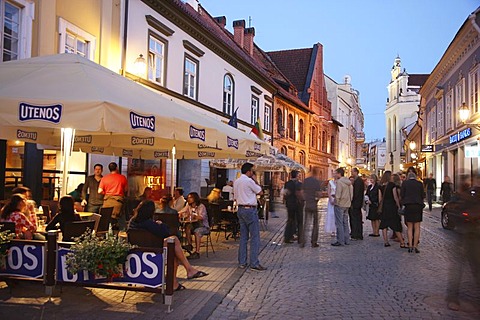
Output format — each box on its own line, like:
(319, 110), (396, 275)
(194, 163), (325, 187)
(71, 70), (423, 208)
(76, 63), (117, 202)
(133, 54), (146, 77)
(409, 141), (416, 151)
(459, 102), (480, 129)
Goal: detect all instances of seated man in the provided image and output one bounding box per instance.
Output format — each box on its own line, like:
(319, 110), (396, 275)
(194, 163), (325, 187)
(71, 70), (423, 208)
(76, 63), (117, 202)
(178, 192), (210, 259)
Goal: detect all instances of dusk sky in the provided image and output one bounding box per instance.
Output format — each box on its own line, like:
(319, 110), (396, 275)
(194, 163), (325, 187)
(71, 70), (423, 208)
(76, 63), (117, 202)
(201, 0), (479, 141)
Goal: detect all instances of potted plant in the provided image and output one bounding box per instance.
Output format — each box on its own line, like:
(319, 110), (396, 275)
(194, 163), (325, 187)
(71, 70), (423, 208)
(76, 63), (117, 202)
(0, 230), (14, 270)
(65, 231), (135, 281)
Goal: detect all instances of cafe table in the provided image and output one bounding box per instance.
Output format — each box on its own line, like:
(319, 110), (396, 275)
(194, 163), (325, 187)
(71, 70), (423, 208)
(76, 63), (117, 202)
(220, 208), (239, 240)
(78, 211), (94, 220)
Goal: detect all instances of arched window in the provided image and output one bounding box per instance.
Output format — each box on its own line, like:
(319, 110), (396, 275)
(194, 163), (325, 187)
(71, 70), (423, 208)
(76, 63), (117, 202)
(276, 109), (284, 136)
(330, 135), (335, 155)
(311, 126), (317, 149)
(299, 151), (305, 165)
(280, 146), (287, 155)
(299, 119), (304, 143)
(322, 131), (327, 152)
(223, 74), (234, 115)
(288, 114), (294, 139)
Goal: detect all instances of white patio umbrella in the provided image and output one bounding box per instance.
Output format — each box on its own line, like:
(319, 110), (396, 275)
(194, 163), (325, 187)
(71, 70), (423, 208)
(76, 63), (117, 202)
(0, 54), (271, 193)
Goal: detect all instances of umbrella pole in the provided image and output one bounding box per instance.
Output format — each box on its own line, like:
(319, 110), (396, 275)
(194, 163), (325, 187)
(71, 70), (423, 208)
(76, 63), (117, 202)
(60, 128), (75, 197)
(170, 146), (176, 196)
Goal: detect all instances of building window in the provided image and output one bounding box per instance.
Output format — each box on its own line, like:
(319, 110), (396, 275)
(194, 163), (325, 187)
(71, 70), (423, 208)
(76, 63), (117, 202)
(322, 131), (327, 152)
(183, 55), (198, 99)
(250, 95), (259, 125)
(330, 135), (335, 155)
(287, 114), (294, 140)
(280, 146), (287, 155)
(437, 98), (444, 137)
(58, 18), (95, 60)
(299, 151), (305, 166)
(276, 108), (284, 136)
(148, 34), (166, 85)
(264, 104), (271, 132)
(311, 126), (317, 149)
(223, 74), (234, 115)
(392, 116), (397, 152)
(469, 66), (480, 115)
(1, 1), (20, 61)
(387, 118), (391, 153)
(455, 78), (465, 124)
(446, 89), (453, 131)
(299, 119), (304, 144)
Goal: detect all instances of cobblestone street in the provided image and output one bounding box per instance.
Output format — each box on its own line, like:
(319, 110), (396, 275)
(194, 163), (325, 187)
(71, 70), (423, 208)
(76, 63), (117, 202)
(1, 199), (479, 320)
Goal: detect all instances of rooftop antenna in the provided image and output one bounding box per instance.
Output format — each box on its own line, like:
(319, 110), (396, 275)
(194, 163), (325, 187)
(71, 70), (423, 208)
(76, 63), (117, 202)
(248, 16), (252, 27)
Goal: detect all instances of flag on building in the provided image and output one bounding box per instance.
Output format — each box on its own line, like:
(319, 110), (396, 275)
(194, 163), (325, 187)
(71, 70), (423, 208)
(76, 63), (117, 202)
(250, 117), (264, 140)
(227, 108), (238, 128)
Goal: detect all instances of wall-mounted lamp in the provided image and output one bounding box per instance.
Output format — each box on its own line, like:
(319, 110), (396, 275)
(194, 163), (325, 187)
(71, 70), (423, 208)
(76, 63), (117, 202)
(458, 102), (480, 130)
(409, 141), (416, 151)
(133, 54), (146, 77)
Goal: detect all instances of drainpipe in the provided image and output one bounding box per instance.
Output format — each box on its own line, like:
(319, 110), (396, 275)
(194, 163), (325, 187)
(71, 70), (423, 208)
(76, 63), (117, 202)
(469, 8), (480, 34)
(121, 0), (130, 75)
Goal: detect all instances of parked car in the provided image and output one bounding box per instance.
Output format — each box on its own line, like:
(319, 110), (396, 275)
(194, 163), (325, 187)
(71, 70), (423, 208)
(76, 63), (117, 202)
(441, 188), (480, 230)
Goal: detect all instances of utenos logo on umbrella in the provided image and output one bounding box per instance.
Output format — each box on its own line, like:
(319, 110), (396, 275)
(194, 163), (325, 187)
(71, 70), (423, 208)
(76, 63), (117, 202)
(131, 136), (155, 146)
(75, 135), (93, 144)
(130, 111), (155, 132)
(16, 129), (37, 141)
(19, 103), (62, 123)
(227, 136), (239, 149)
(189, 125), (206, 141)
(154, 151), (169, 158)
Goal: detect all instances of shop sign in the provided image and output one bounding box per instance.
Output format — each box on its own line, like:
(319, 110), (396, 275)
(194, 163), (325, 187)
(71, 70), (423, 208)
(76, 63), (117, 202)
(465, 143), (480, 158)
(19, 103), (62, 123)
(130, 111), (155, 132)
(0, 243), (45, 278)
(421, 145), (434, 152)
(57, 248), (164, 288)
(449, 128), (472, 144)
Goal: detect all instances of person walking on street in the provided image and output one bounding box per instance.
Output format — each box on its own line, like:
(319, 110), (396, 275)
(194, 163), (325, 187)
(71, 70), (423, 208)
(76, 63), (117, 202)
(283, 170), (304, 244)
(81, 163), (104, 213)
(424, 172), (436, 211)
(332, 167), (353, 246)
(98, 162), (128, 230)
(233, 163), (266, 271)
(350, 168), (365, 240)
(325, 178), (337, 236)
(440, 176), (453, 204)
(365, 174), (381, 237)
(300, 167), (322, 248)
(379, 174), (405, 248)
(401, 172), (425, 253)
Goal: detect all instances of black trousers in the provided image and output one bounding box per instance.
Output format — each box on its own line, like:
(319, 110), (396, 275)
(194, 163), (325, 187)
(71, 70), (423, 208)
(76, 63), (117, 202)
(285, 205), (303, 241)
(350, 207), (363, 239)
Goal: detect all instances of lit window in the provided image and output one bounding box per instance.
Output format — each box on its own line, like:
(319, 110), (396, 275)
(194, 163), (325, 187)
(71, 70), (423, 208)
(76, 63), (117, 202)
(223, 74), (234, 115)
(250, 96), (259, 125)
(264, 104), (271, 132)
(58, 18), (95, 60)
(1, 1), (20, 61)
(183, 56), (197, 99)
(148, 35), (165, 85)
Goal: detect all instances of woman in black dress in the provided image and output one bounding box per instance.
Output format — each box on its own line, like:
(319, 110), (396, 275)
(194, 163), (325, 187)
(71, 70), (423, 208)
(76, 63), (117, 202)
(379, 173), (405, 248)
(365, 174), (381, 237)
(401, 172), (425, 253)
(46, 195), (81, 234)
(440, 176), (453, 204)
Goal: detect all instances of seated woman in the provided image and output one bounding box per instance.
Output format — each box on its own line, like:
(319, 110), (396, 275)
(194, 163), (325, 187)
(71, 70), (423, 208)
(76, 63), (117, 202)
(178, 192), (210, 259)
(128, 200), (207, 291)
(1, 193), (40, 240)
(46, 195), (81, 234)
(154, 194), (177, 215)
(139, 187), (154, 202)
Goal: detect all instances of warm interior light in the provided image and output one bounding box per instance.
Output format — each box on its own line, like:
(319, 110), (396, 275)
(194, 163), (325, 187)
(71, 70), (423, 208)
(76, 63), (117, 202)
(459, 102), (470, 123)
(411, 152), (417, 159)
(409, 141), (416, 151)
(133, 54), (146, 77)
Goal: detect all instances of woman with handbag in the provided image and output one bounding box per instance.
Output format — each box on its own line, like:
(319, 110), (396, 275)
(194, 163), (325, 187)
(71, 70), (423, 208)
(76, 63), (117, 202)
(365, 174), (381, 237)
(379, 173), (405, 248)
(401, 171), (425, 253)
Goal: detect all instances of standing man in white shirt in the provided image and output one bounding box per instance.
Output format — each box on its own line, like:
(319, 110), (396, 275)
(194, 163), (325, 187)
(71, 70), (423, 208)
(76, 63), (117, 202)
(233, 163), (266, 271)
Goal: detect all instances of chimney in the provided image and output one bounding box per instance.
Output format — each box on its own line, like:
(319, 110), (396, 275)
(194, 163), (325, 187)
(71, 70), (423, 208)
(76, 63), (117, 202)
(233, 20), (245, 48)
(244, 27), (255, 56)
(214, 16), (226, 28)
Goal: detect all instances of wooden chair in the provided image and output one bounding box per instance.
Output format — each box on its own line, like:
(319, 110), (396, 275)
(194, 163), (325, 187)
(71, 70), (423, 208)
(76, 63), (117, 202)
(0, 221), (16, 233)
(96, 207), (113, 236)
(62, 220), (95, 242)
(127, 228), (163, 249)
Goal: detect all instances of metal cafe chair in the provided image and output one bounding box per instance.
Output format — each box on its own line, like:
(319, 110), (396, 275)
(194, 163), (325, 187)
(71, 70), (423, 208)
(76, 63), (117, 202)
(62, 220), (95, 242)
(96, 207), (113, 236)
(0, 221), (16, 233)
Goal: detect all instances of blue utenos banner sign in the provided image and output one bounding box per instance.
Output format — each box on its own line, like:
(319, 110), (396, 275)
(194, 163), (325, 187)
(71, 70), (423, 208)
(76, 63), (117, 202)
(189, 125), (206, 141)
(130, 111), (155, 132)
(0, 242), (45, 278)
(56, 248), (164, 288)
(19, 103), (62, 123)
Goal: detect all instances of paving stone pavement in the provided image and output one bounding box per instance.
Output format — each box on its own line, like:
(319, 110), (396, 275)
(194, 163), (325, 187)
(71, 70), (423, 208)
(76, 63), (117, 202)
(1, 199), (479, 320)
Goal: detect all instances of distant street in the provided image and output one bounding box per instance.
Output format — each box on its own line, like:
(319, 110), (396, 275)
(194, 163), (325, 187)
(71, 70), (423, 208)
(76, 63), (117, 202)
(208, 200), (479, 320)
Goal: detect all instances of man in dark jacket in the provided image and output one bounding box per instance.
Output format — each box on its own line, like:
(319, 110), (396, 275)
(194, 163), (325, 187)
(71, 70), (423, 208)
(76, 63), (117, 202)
(284, 170), (304, 244)
(350, 167), (365, 240)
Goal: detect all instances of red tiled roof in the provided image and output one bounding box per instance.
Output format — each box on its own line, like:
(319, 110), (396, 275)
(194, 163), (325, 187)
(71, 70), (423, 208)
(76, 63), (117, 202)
(267, 48), (313, 93)
(408, 74), (429, 87)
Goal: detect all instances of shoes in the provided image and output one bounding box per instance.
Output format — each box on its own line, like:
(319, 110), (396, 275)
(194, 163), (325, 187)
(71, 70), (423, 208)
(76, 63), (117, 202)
(408, 248), (413, 253)
(187, 252), (200, 259)
(414, 248), (420, 253)
(187, 270), (208, 279)
(331, 242), (342, 246)
(311, 243), (319, 248)
(238, 264), (248, 269)
(292, 235), (298, 241)
(174, 284), (186, 291)
(283, 239), (294, 244)
(384, 243), (391, 247)
(368, 233), (380, 237)
(447, 301), (460, 311)
(250, 265), (267, 271)
(400, 244), (407, 249)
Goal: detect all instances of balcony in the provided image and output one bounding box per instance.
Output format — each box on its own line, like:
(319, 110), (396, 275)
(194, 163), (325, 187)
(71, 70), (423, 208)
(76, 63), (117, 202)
(356, 132), (365, 142)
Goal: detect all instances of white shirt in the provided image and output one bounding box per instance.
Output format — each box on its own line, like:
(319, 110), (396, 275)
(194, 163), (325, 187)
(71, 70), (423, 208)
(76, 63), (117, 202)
(233, 174), (262, 206)
(222, 185), (234, 200)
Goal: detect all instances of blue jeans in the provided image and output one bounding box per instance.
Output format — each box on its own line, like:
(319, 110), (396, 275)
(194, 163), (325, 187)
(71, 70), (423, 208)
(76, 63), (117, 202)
(237, 207), (261, 267)
(334, 205), (350, 245)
